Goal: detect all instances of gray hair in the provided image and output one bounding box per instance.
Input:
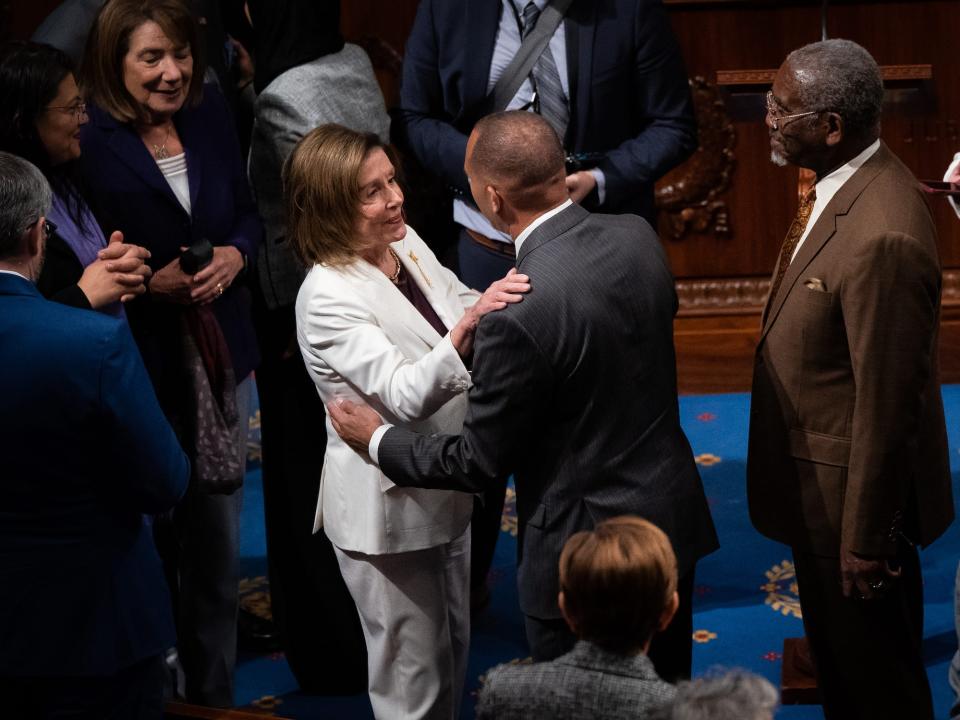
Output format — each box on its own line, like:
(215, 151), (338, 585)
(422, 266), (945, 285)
(0, 151), (52, 259)
(661, 669), (779, 720)
(785, 39), (883, 139)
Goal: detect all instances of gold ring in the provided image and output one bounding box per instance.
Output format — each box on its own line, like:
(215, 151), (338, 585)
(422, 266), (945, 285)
(216, 282), (224, 296)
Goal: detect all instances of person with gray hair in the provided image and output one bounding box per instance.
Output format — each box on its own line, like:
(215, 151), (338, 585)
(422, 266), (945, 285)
(657, 670), (777, 720)
(0, 153), (52, 267)
(748, 38), (950, 720)
(0, 149), (190, 719)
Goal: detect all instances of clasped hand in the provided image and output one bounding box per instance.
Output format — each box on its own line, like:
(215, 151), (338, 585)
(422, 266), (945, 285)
(149, 245), (244, 305)
(451, 267), (530, 358)
(78, 231), (152, 308)
(328, 399), (384, 455)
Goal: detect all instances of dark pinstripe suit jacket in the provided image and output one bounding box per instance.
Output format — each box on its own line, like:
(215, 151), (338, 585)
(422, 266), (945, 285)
(379, 203), (718, 618)
(476, 641), (676, 719)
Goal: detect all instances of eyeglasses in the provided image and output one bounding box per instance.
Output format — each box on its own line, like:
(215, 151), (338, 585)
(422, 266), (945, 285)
(44, 101), (87, 121)
(24, 218), (57, 237)
(765, 91), (820, 131)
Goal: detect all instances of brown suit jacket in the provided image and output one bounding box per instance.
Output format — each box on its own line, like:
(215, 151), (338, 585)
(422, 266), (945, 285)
(747, 142), (953, 558)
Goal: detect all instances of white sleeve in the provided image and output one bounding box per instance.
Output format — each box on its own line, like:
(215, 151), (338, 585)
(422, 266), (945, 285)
(297, 274), (471, 424)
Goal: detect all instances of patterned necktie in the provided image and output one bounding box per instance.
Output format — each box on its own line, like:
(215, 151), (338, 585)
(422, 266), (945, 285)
(768, 188), (817, 305)
(521, 2), (569, 143)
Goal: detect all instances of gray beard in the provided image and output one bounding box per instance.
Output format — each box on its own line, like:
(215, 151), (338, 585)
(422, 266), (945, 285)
(770, 148), (788, 167)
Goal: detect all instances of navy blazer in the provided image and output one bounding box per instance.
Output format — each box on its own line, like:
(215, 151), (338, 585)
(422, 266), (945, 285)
(395, 0), (697, 222)
(79, 86), (262, 401)
(0, 273), (189, 676)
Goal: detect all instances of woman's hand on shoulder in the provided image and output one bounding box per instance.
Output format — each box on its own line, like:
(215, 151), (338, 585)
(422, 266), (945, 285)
(450, 267), (530, 358)
(78, 231), (153, 307)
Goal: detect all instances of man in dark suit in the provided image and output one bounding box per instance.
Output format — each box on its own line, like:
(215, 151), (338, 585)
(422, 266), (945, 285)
(396, 0), (697, 597)
(748, 40), (953, 719)
(330, 111), (717, 680)
(0, 152), (190, 717)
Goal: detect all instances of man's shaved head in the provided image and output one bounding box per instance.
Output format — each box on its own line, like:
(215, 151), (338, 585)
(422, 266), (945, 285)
(467, 111), (566, 210)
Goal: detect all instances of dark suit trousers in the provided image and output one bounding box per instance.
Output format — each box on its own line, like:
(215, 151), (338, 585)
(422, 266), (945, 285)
(793, 542), (932, 720)
(1, 654), (166, 720)
(252, 291), (367, 694)
(525, 571), (694, 682)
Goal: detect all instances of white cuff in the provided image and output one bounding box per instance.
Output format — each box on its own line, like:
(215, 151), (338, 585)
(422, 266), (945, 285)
(368, 423), (393, 466)
(944, 152), (960, 220)
(590, 168), (607, 206)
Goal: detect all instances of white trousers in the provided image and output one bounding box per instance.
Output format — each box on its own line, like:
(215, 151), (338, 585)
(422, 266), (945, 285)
(334, 527), (471, 720)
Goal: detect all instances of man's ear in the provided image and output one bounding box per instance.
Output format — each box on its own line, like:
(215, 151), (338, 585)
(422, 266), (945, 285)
(25, 217), (44, 259)
(657, 591), (680, 632)
(824, 111), (844, 147)
(485, 184), (501, 216)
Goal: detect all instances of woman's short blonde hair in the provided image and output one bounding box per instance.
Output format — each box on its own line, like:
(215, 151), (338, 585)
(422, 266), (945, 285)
(81, 0), (204, 124)
(284, 123), (399, 267)
(559, 516), (678, 654)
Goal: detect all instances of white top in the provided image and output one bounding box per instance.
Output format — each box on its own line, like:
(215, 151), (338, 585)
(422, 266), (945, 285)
(791, 140), (880, 262)
(156, 152), (191, 215)
(297, 226), (478, 554)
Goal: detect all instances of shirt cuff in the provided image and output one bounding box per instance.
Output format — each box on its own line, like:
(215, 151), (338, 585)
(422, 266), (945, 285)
(368, 423), (393, 466)
(943, 152), (960, 220)
(590, 168), (606, 206)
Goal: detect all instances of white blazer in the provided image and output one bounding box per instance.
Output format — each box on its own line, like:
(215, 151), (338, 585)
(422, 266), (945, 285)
(296, 227), (480, 555)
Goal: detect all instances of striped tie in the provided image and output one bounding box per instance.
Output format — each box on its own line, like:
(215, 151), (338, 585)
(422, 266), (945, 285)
(522, 2), (569, 143)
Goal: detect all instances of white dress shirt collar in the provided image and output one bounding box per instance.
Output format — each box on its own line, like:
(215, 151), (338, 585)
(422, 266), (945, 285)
(514, 198), (574, 255)
(0, 269), (30, 281)
(792, 139), (881, 260)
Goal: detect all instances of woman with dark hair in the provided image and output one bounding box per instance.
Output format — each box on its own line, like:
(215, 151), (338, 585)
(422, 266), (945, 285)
(79, 0), (262, 707)
(0, 41), (150, 312)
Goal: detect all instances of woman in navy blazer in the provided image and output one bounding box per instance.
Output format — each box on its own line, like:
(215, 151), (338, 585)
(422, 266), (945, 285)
(78, 0), (261, 706)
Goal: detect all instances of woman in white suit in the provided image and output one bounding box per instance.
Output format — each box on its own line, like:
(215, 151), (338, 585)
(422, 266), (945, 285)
(286, 124), (529, 720)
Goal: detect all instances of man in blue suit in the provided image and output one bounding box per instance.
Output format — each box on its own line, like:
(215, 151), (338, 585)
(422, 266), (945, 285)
(396, 0), (698, 610)
(0, 152), (190, 719)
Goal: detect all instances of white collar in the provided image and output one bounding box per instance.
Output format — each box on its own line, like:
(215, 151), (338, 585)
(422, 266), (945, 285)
(514, 199), (573, 255)
(815, 139), (881, 197)
(0, 269), (30, 281)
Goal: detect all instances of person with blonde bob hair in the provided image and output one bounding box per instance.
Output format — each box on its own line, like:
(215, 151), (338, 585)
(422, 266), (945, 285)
(477, 516), (681, 719)
(79, 0), (263, 707)
(288, 123), (529, 720)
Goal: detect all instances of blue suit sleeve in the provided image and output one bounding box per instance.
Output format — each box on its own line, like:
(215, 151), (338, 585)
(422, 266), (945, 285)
(394, 0), (471, 194)
(596, 0), (697, 207)
(98, 322), (190, 513)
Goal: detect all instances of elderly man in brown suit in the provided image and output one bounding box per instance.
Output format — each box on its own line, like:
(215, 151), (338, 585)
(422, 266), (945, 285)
(747, 39), (953, 720)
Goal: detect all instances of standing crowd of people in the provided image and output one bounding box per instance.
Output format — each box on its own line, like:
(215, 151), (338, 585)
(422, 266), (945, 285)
(0, 1), (954, 719)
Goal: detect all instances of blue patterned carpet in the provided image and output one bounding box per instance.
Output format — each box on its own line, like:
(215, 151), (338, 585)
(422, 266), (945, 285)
(235, 388), (960, 719)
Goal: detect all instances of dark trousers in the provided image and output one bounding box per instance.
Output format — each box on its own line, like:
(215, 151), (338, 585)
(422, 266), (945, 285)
(1, 654), (166, 720)
(524, 570), (695, 682)
(252, 292), (367, 694)
(793, 542), (932, 720)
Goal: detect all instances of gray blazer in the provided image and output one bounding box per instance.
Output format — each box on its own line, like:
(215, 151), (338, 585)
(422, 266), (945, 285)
(477, 641), (677, 719)
(248, 43), (390, 309)
(379, 203), (718, 618)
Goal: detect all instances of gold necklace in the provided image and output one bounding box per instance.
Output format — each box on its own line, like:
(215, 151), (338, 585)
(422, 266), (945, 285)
(387, 248), (401, 284)
(152, 124), (173, 159)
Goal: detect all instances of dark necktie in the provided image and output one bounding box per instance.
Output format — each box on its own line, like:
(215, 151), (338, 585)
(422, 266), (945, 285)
(768, 188), (817, 305)
(521, 2), (569, 143)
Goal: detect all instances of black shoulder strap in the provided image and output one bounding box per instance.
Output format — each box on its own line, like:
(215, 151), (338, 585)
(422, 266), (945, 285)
(486, 0), (574, 114)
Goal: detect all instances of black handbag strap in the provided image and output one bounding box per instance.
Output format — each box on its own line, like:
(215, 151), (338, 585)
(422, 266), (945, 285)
(487, 0), (574, 114)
